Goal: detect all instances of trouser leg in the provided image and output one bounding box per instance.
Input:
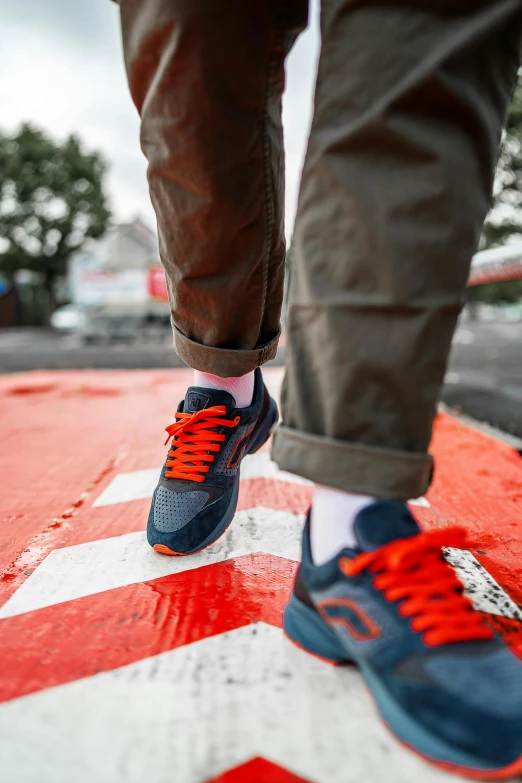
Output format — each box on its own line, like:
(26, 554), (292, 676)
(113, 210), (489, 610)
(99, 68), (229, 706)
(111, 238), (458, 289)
(273, 0), (522, 498)
(118, 0), (308, 376)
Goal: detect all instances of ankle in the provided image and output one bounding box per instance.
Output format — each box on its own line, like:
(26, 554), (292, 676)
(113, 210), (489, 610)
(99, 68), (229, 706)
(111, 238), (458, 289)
(193, 370), (255, 409)
(310, 485), (375, 565)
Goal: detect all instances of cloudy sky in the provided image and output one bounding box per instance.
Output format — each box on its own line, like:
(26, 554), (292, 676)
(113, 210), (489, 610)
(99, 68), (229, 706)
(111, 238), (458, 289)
(0, 0), (319, 238)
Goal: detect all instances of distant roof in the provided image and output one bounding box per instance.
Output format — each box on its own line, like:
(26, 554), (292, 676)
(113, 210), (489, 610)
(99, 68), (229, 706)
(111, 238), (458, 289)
(115, 217), (158, 253)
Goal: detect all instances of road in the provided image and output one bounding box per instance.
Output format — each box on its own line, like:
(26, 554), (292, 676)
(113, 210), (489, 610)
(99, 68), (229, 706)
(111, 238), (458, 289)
(1, 367), (521, 782)
(1, 320), (521, 438)
(443, 320), (522, 441)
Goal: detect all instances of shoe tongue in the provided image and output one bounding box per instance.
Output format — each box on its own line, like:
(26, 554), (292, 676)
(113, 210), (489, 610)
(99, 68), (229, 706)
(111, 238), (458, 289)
(353, 500), (421, 552)
(184, 385), (236, 414)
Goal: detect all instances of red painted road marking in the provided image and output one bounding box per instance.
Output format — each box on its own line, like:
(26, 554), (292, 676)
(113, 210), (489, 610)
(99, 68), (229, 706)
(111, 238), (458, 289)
(206, 757), (312, 782)
(2, 375), (521, 609)
(0, 554), (295, 704)
(0, 478), (312, 609)
(0, 369), (195, 577)
(1, 368), (522, 783)
(1, 624), (444, 783)
(0, 508), (303, 618)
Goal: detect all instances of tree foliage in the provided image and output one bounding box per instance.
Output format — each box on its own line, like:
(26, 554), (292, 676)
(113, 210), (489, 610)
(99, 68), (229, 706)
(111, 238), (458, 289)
(470, 75), (522, 304)
(0, 124), (110, 294)
(481, 77), (522, 251)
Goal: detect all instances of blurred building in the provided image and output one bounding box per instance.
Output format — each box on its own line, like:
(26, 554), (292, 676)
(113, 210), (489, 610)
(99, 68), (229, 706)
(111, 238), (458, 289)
(90, 217), (159, 272)
(73, 217), (159, 274)
(68, 217), (170, 337)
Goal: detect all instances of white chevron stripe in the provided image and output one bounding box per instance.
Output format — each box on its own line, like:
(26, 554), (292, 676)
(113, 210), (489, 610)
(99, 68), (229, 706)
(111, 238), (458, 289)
(0, 624), (452, 783)
(1, 500), (519, 624)
(92, 467), (160, 507)
(0, 508), (303, 620)
(444, 548), (522, 622)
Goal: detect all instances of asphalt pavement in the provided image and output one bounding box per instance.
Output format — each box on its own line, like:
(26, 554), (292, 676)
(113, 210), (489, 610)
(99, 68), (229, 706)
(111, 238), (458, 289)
(443, 319), (522, 441)
(1, 319), (521, 439)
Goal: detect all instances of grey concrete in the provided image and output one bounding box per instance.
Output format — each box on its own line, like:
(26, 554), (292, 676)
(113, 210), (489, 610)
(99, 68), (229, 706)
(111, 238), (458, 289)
(0, 329), (286, 372)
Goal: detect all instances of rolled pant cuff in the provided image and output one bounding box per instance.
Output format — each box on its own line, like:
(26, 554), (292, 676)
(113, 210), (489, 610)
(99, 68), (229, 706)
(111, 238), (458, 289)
(271, 425), (433, 500)
(173, 324), (280, 377)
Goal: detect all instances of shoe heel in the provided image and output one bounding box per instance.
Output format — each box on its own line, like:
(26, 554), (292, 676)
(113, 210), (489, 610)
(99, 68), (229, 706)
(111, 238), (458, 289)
(247, 398), (279, 456)
(283, 593), (352, 665)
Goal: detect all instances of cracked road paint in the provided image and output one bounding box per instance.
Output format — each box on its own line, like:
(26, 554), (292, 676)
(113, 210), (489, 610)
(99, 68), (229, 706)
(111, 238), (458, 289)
(1, 368), (522, 783)
(0, 508), (303, 619)
(0, 624), (455, 783)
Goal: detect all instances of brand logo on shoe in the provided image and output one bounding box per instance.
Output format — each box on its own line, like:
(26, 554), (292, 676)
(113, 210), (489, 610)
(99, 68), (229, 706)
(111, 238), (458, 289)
(317, 598), (381, 641)
(186, 392), (210, 412)
(227, 424), (254, 468)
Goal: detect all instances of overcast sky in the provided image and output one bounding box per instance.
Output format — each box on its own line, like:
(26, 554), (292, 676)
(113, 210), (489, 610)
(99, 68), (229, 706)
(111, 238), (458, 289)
(0, 0), (319, 238)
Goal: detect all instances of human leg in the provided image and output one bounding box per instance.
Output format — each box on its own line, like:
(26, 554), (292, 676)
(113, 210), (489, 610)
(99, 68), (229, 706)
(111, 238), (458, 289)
(278, 0), (522, 774)
(273, 0), (522, 500)
(118, 0), (307, 553)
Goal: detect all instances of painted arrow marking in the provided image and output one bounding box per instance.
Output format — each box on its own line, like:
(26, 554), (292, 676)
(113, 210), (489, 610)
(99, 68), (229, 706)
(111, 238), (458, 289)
(2, 369), (521, 783)
(444, 548), (522, 622)
(0, 623), (452, 783)
(0, 554), (296, 704)
(92, 451), (430, 508)
(0, 505), (520, 629)
(0, 508), (303, 619)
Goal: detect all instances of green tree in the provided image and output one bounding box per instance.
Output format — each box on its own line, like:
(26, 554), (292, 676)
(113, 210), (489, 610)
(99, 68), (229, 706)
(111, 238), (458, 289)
(481, 76), (522, 250)
(0, 124), (110, 304)
(469, 75), (522, 304)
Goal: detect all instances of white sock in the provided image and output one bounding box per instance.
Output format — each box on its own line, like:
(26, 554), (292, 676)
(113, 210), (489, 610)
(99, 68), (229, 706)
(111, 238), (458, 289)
(193, 370), (255, 409)
(310, 485), (376, 565)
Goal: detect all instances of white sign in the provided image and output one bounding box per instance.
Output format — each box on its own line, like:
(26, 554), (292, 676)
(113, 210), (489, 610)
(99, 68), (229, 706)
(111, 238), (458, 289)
(70, 254), (148, 307)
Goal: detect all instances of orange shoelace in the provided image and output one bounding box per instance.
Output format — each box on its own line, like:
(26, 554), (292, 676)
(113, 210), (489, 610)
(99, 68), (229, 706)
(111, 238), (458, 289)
(164, 405), (239, 483)
(339, 527), (494, 647)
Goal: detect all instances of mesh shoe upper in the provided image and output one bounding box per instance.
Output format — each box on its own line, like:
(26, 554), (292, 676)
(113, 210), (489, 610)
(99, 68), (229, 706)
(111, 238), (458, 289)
(152, 487), (209, 532)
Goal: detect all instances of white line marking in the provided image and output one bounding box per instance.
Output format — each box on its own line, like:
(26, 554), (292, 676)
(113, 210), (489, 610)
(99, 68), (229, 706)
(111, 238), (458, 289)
(0, 624), (450, 783)
(408, 497), (430, 508)
(0, 508), (303, 619)
(240, 452), (312, 485)
(445, 548), (522, 621)
(4, 496), (515, 624)
(92, 467), (159, 507)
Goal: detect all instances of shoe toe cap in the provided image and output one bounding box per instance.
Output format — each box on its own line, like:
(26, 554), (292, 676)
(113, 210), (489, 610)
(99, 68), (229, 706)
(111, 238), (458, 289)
(152, 486), (209, 533)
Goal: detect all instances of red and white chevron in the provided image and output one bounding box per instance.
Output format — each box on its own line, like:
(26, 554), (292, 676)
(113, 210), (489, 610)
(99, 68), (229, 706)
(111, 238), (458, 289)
(1, 368), (521, 783)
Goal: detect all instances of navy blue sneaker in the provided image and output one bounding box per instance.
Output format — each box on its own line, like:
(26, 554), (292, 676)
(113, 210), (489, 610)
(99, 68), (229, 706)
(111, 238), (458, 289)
(148, 368), (278, 555)
(284, 502), (522, 778)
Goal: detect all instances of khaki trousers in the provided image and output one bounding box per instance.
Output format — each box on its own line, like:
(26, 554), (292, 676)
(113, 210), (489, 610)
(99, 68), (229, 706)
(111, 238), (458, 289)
(119, 0), (522, 498)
